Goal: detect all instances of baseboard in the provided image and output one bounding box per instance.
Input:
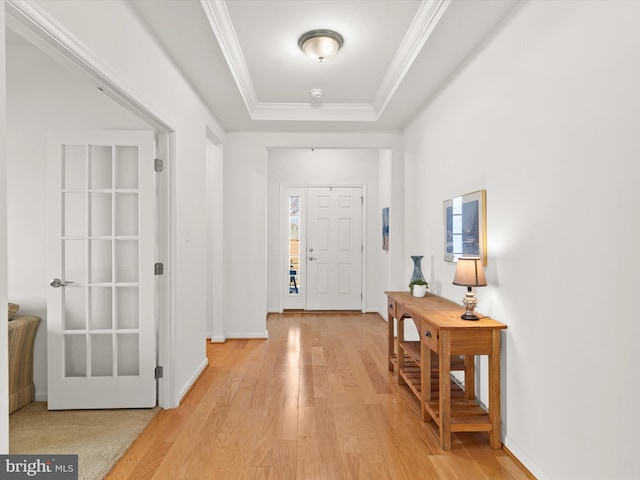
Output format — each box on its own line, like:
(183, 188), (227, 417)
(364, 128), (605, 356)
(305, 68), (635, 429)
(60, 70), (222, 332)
(178, 357), (209, 404)
(504, 436), (547, 480)
(210, 335), (227, 343)
(224, 331), (269, 340)
(36, 362), (211, 408)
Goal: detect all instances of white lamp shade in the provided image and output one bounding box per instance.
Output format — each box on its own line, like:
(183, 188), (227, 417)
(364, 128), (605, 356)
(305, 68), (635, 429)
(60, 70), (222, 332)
(452, 257), (487, 287)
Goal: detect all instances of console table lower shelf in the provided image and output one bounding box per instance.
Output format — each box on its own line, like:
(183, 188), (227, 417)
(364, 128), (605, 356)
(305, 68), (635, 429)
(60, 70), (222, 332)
(398, 341), (492, 432)
(396, 341), (465, 403)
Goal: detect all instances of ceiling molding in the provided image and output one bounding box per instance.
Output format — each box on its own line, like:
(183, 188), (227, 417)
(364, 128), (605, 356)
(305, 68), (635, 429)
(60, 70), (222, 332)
(252, 103), (377, 122)
(200, 0), (259, 113)
(372, 0), (451, 115)
(201, 0), (449, 122)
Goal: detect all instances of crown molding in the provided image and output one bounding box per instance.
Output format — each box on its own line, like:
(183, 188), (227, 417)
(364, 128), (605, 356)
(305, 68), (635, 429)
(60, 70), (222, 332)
(252, 103), (377, 122)
(372, 0), (451, 115)
(200, 0), (258, 113)
(201, 0), (449, 122)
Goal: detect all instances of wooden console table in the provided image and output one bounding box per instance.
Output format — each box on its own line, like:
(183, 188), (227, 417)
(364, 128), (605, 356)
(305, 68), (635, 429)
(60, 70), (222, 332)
(385, 291), (507, 450)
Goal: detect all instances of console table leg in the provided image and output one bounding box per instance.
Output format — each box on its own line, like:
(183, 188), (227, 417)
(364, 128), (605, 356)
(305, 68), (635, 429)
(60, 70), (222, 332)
(388, 313), (394, 371)
(421, 340), (431, 422)
(439, 330), (452, 450)
(397, 318), (405, 385)
(489, 330), (502, 449)
(464, 355), (475, 401)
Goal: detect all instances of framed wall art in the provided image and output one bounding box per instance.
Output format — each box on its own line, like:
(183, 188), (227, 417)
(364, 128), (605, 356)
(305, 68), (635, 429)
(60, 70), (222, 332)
(382, 207), (389, 251)
(443, 190), (487, 265)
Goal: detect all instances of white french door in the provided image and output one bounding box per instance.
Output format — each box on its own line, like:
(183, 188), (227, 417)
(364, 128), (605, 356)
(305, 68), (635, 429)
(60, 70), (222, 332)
(306, 187), (363, 310)
(46, 130), (157, 409)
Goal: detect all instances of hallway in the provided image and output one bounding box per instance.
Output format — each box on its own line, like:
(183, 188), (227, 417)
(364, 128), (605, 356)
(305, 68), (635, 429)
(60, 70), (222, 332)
(107, 313), (531, 479)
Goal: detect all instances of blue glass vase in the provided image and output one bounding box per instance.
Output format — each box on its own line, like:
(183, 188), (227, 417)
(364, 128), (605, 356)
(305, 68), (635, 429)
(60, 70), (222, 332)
(410, 256), (425, 284)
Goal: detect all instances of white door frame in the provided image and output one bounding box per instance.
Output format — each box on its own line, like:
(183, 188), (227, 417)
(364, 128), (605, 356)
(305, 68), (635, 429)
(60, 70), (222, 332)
(280, 184), (367, 313)
(5, 1), (178, 408)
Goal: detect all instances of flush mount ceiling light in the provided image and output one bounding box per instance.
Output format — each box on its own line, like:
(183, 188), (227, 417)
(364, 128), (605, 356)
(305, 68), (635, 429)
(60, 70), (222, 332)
(298, 29), (344, 62)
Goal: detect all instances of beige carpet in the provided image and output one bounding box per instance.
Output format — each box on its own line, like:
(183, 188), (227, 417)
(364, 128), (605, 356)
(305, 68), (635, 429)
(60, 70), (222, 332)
(9, 402), (159, 480)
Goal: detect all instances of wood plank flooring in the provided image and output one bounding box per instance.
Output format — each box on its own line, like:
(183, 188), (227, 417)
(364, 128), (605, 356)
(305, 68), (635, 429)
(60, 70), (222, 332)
(106, 312), (533, 479)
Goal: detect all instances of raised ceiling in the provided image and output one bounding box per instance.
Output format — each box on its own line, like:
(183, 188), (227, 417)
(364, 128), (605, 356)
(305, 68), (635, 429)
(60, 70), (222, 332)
(131, 0), (518, 132)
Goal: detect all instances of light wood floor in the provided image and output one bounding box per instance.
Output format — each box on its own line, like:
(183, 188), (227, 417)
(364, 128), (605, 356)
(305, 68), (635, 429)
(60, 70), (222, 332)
(106, 312), (533, 479)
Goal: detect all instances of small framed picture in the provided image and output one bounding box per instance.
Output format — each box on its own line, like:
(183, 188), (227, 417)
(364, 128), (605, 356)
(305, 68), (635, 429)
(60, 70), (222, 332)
(382, 207), (389, 251)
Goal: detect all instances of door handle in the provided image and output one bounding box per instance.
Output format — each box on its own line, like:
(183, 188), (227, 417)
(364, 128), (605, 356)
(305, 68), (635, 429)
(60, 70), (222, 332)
(308, 256), (317, 261)
(50, 278), (75, 288)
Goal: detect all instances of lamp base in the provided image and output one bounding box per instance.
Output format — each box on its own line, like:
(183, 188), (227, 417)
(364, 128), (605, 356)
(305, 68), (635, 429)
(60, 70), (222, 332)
(461, 291), (480, 321)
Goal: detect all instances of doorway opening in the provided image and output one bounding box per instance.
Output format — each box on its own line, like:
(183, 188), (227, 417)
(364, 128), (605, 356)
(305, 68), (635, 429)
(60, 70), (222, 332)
(5, 11), (175, 411)
(267, 147), (388, 313)
(282, 186), (364, 311)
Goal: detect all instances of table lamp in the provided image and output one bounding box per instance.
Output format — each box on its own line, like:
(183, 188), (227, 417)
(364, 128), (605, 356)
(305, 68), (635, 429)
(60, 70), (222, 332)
(452, 256), (487, 320)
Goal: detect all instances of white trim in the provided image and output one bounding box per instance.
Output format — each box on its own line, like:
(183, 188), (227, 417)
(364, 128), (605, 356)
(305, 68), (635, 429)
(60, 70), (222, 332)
(178, 357), (209, 404)
(252, 103), (377, 122)
(157, 132), (177, 408)
(199, 0), (450, 123)
(210, 335), (227, 344)
(373, 0), (450, 115)
(225, 332), (269, 340)
(200, 0), (258, 114)
(504, 436), (549, 480)
(361, 185), (367, 313)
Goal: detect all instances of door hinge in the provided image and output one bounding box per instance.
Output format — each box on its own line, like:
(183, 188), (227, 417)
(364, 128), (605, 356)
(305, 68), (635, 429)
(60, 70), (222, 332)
(361, 196), (364, 204)
(361, 245), (363, 253)
(154, 263), (164, 275)
(155, 366), (163, 379)
(154, 158), (164, 172)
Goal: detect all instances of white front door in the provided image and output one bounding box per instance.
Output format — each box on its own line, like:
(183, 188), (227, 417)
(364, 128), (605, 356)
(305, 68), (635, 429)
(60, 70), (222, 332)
(306, 187), (362, 310)
(46, 130), (157, 409)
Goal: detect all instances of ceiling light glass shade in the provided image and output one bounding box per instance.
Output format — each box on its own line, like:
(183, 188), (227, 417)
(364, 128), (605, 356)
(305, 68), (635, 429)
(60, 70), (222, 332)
(298, 30), (343, 62)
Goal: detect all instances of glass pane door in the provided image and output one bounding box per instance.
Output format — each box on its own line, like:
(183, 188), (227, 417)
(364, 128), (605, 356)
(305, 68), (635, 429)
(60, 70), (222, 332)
(61, 144), (141, 379)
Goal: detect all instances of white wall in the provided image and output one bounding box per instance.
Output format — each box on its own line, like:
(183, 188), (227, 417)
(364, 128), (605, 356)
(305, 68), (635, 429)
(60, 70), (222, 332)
(6, 43), (149, 400)
(206, 139), (224, 341)
(266, 148), (383, 313)
(225, 132), (403, 338)
(0, 2), (9, 454)
(403, 1), (640, 478)
(378, 149), (392, 316)
(21, 0), (225, 405)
